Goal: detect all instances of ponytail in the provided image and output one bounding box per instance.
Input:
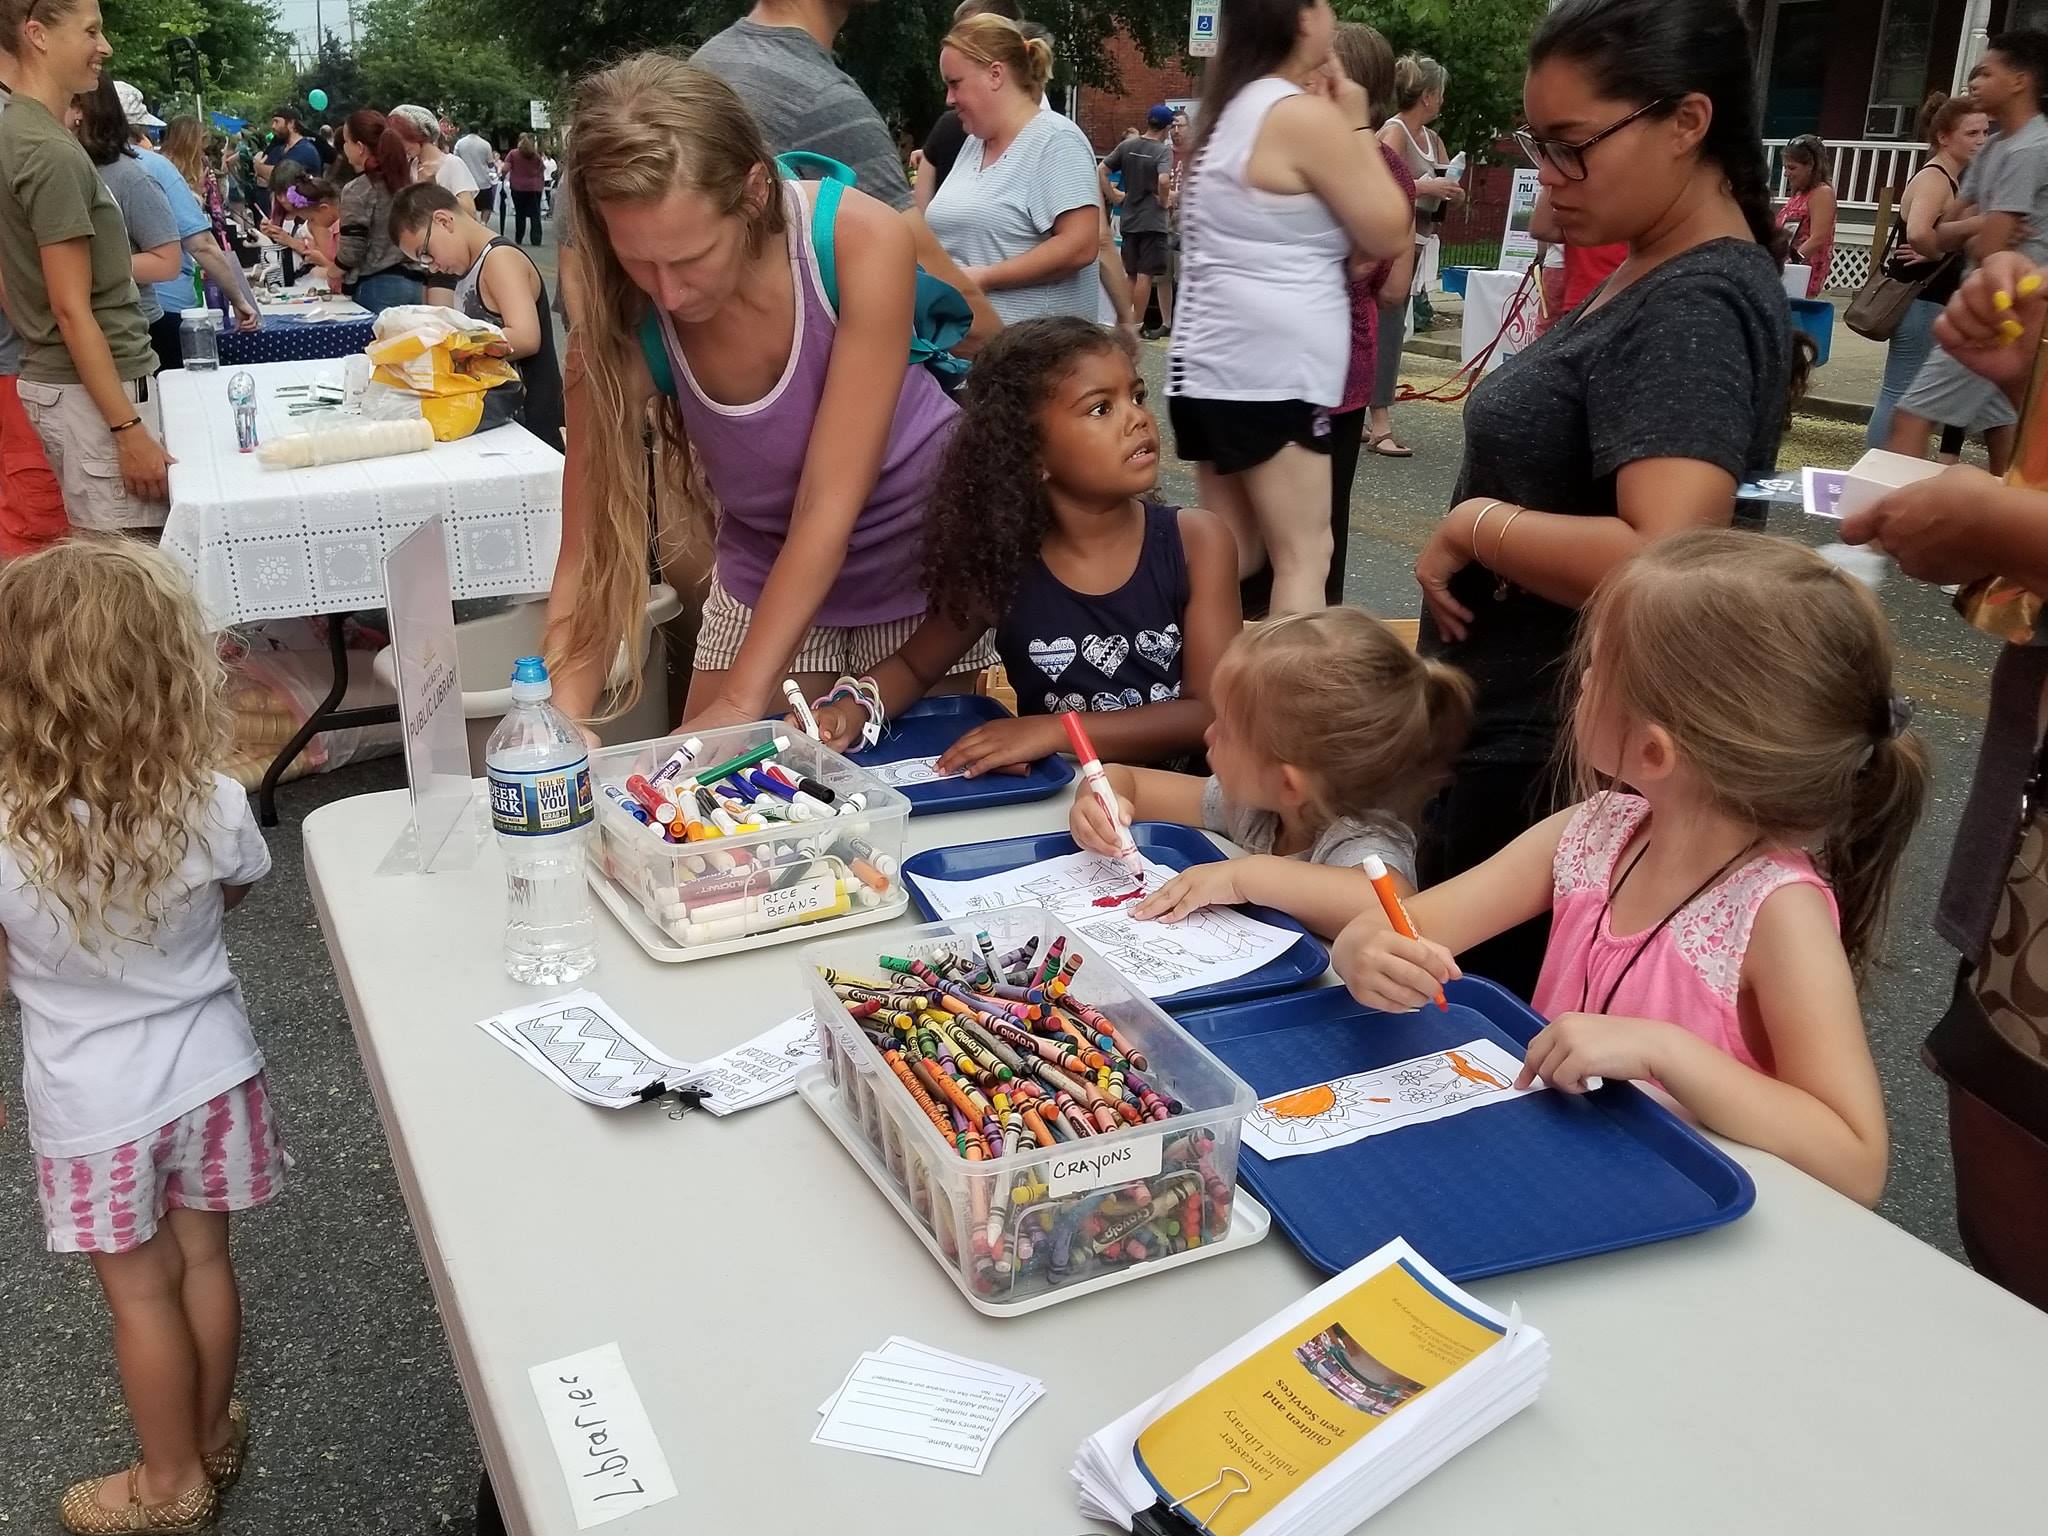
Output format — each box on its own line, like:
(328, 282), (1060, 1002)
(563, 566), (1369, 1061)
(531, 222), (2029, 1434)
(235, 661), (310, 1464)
(1419, 658), (1476, 788)
(1825, 727), (1931, 982)
(943, 14), (1053, 99)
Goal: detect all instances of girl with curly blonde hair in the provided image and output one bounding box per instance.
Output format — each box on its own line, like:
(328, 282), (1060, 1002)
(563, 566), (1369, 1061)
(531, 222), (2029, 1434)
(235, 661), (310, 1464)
(0, 541), (280, 1534)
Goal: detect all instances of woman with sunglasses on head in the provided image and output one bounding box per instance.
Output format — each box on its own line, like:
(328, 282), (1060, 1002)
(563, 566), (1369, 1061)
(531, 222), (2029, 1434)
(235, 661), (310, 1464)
(1410, 0), (1799, 999)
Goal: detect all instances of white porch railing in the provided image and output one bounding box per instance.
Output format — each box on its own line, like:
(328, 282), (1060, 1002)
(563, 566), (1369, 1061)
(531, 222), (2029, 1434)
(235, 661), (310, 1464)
(1763, 137), (1929, 214)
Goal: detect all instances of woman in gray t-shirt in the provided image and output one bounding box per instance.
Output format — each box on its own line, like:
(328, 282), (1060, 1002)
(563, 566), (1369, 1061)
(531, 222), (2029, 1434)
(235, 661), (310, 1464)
(925, 15), (1100, 324)
(71, 81), (182, 368)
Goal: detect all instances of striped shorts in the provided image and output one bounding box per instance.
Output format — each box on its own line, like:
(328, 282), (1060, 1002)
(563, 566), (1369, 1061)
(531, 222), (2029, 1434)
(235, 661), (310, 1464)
(693, 569), (996, 678)
(34, 1072), (286, 1255)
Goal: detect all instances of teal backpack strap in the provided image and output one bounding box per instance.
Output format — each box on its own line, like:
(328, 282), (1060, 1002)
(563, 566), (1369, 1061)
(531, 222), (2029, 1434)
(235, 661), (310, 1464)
(638, 310), (675, 399)
(775, 152), (854, 313)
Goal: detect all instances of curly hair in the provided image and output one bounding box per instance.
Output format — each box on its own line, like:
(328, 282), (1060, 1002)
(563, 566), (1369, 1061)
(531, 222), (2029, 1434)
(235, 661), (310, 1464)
(923, 317), (1135, 630)
(0, 542), (231, 953)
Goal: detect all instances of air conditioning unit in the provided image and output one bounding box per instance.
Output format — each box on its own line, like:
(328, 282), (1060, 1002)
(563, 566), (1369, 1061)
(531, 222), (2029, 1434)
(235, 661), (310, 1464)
(1865, 103), (1907, 138)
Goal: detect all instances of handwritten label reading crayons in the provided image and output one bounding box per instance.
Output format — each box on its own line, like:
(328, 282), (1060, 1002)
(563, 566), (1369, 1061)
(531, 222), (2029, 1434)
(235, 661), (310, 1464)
(527, 1341), (677, 1529)
(1046, 1133), (1165, 1197)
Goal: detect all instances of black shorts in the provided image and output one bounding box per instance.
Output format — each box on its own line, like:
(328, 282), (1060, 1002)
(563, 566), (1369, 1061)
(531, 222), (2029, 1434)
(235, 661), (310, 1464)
(1168, 395), (1333, 476)
(1121, 230), (1169, 278)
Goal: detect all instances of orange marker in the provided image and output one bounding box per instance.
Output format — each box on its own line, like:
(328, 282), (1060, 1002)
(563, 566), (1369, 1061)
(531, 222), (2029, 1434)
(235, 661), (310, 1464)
(1363, 853), (1446, 1012)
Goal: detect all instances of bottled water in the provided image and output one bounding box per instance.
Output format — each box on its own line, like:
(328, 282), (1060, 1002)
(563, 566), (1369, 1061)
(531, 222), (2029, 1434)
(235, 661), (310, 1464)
(179, 307), (219, 371)
(227, 371), (258, 454)
(486, 656), (598, 984)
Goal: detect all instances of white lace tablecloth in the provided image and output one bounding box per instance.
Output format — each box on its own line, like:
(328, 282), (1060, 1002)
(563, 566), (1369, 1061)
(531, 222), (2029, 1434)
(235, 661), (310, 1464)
(159, 359), (563, 629)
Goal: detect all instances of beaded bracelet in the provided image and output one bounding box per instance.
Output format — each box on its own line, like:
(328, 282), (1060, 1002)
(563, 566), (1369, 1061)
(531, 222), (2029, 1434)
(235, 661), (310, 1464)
(816, 674), (886, 748)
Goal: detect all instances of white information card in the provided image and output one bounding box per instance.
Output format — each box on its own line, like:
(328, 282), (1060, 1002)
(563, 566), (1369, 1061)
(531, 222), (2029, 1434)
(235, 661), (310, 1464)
(378, 514), (478, 874)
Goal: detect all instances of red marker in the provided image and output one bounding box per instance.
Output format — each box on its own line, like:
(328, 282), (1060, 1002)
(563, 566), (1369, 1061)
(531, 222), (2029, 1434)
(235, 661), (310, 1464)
(1062, 711), (1144, 888)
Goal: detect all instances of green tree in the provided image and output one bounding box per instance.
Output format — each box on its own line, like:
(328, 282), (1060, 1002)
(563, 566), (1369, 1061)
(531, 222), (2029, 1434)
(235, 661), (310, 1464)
(424, 0), (1197, 133)
(1338, 0), (1548, 159)
(350, 0), (552, 129)
(101, 0), (289, 111)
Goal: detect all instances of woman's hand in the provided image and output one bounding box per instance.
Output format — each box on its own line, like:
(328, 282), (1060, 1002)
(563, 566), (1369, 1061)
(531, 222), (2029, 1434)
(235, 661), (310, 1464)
(1840, 464), (2010, 587)
(1932, 252), (2046, 396)
(231, 297), (261, 332)
(1333, 915), (1461, 1013)
(936, 714), (1064, 778)
(680, 696), (769, 736)
(1415, 499), (1484, 641)
(1132, 859), (1246, 923)
(1514, 1012), (1675, 1092)
(1070, 783), (1136, 857)
(117, 429), (174, 502)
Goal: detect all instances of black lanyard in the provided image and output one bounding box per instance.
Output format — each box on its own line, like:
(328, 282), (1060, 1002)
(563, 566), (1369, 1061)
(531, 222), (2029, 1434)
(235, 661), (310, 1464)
(1580, 836), (1760, 1016)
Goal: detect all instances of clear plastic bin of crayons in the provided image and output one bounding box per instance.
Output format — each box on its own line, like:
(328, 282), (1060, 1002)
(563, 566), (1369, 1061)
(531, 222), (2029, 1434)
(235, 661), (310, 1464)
(587, 724), (911, 962)
(801, 908), (1256, 1309)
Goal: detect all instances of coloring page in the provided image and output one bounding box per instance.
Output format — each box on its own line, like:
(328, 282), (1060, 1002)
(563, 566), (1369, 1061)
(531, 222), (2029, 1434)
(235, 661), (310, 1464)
(693, 1008), (823, 1115)
(910, 850), (1301, 997)
(856, 755), (964, 789)
(475, 990), (701, 1108)
(1243, 1038), (1537, 1160)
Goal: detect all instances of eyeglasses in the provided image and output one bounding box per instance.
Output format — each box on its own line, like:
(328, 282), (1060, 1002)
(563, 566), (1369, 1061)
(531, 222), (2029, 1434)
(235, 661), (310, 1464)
(1514, 98), (1669, 182)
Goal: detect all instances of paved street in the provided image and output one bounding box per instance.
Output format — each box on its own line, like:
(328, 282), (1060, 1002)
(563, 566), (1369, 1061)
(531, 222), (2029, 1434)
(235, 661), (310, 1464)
(0, 304), (2006, 1532)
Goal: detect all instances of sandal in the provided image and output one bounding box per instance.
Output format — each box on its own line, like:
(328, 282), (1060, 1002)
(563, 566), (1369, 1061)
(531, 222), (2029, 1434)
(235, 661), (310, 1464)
(203, 1401), (249, 1490)
(57, 1464), (218, 1534)
(1367, 432), (1414, 459)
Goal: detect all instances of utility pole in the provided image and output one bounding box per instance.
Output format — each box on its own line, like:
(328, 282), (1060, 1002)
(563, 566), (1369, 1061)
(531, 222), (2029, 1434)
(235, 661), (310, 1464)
(348, 0), (356, 49)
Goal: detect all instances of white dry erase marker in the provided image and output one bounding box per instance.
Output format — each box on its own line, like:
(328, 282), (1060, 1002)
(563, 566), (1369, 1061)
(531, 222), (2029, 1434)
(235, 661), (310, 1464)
(782, 678), (821, 738)
(1062, 711), (1143, 887)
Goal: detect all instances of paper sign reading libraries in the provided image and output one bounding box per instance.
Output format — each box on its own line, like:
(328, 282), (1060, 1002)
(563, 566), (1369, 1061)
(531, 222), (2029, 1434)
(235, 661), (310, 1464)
(528, 1341), (676, 1528)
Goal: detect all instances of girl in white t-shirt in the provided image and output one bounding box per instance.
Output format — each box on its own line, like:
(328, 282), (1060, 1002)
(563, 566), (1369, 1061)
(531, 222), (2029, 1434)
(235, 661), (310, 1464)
(0, 542), (280, 1534)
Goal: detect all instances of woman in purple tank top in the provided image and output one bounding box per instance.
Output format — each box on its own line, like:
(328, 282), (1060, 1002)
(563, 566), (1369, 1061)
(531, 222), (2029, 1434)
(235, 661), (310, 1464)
(543, 53), (992, 731)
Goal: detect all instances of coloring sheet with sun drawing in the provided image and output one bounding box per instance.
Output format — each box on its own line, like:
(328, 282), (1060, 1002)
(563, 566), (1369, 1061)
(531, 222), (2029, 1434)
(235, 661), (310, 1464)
(909, 850), (1302, 997)
(1244, 1038), (1538, 1160)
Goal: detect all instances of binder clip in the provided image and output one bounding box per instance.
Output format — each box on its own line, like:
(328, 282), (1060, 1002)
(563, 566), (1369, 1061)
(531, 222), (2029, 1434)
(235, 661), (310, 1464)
(1133, 1467), (1250, 1535)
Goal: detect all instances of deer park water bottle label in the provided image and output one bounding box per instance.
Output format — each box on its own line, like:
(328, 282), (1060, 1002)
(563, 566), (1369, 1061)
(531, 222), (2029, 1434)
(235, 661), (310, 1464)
(490, 759), (595, 837)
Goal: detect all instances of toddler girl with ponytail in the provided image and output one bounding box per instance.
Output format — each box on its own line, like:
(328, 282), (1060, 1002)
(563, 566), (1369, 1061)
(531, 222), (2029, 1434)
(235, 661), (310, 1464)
(1072, 607), (1474, 938)
(1338, 531), (1927, 1205)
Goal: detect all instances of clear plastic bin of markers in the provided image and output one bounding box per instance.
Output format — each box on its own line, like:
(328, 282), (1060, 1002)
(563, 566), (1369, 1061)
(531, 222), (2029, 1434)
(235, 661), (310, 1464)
(588, 724), (911, 960)
(801, 908), (1256, 1308)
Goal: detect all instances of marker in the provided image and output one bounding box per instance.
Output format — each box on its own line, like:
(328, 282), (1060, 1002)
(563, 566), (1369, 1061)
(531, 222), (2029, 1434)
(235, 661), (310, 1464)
(649, 738), (704, 788)
(1362, 853), (1446, 1012)
(693, 736), (791, 788)
(1060, 711), (1143, 888)
(782, 679), (820, 738)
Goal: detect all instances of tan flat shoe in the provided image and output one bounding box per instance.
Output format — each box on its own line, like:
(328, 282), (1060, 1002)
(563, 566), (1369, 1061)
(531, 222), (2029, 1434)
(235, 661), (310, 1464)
(57, 1463), (217, 1534)
(203, 1401), (249, 1490)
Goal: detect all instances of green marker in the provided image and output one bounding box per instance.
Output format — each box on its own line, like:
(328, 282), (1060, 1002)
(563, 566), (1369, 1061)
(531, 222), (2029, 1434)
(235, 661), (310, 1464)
(690, 735), (791, 788)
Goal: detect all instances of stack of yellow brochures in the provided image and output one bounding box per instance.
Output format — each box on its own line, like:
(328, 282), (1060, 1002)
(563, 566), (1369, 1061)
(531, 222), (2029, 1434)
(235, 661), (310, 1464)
(1072, 1237), (1548, 1534)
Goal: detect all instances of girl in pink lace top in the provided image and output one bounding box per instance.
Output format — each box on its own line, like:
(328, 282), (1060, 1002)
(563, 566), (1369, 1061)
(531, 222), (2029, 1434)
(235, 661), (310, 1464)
(1336, 531), (1929, 1204)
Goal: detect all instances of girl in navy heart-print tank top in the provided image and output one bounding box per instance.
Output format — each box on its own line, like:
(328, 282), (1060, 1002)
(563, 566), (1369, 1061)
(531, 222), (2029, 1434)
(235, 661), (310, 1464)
(796, 318), (1244, 776)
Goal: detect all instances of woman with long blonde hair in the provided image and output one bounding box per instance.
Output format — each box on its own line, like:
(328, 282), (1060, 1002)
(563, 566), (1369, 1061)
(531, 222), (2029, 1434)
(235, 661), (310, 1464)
(158, 114), (224, 240)
(545, 52), (984, 732)
(0, 541), (281, 1533)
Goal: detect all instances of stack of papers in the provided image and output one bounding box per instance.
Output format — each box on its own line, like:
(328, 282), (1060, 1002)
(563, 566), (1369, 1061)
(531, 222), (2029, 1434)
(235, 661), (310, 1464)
(690, 1009), (823, 1115)
(1073, 1237), (1547, 1534)
(814, 1337), (1042, 1476)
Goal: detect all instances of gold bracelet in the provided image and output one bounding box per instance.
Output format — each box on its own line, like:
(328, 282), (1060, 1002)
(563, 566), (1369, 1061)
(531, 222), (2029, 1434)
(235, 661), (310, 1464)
(1468, 500), (1506, 563)
(1488, 506), (1528, 599)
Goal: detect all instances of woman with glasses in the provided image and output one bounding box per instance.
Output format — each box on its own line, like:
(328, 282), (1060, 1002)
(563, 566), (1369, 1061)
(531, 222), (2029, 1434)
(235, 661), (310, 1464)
(1777, 133), (1836, 296)
(1410, 0), (1799, 999)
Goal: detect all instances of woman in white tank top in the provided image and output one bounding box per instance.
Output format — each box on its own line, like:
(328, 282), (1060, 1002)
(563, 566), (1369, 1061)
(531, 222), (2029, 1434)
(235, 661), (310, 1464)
(1167, 0), (1411, 616)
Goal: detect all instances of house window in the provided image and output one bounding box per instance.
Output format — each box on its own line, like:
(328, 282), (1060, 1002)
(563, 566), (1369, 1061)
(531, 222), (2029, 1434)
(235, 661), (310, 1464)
(1867, 0), (1937, 137)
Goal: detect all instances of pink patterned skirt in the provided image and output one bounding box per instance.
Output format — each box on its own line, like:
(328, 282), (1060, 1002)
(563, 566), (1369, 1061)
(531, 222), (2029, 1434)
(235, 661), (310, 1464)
(33, 1072), (286, 1254)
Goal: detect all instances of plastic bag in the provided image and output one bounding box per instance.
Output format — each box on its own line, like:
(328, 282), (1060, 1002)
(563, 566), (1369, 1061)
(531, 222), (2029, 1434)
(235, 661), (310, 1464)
(365, 304), (520, 441)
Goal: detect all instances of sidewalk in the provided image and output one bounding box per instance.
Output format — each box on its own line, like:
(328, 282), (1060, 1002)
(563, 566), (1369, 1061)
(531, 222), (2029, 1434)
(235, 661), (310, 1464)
(1407, 292), (1884, 426)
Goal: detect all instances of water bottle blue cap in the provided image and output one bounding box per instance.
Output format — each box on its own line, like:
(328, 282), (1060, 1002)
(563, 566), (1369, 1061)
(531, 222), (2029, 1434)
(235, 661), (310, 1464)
(511, 655), (549, 685)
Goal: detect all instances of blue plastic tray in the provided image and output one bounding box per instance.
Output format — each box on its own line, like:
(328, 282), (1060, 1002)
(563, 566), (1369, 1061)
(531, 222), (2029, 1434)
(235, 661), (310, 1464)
(901, 823), (1329, 1010)
(1176, 980), (1755, 1280)
(846, 696), (1073, 816)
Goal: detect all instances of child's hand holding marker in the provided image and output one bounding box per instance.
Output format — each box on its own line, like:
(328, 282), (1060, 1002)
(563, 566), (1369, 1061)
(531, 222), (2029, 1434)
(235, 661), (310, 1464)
(1068, 764), (1137, 857)
(1335, 919), (1463, 1014)
(804, 698), (870, 753)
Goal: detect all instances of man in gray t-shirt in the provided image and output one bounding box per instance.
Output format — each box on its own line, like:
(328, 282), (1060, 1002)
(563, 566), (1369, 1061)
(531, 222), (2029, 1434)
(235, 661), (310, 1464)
(1105, 106), (1177, 334)
(1896, 30), (2048, 457)
(692, 5), (913, 211)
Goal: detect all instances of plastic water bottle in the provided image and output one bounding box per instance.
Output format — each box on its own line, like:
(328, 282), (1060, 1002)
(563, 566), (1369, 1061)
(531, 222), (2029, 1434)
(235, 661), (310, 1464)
(486, 657), (598, 984)
(227, 371), (258, 453)
(178, 307), (219, 370)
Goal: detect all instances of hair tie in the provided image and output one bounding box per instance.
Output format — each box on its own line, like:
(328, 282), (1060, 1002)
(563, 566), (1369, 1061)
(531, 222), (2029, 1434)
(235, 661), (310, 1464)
(1870, 694), (1914, 743)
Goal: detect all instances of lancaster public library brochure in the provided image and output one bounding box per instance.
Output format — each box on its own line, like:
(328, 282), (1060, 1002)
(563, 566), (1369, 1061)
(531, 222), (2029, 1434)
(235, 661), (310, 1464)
(1073, 1238), (1549, 1536)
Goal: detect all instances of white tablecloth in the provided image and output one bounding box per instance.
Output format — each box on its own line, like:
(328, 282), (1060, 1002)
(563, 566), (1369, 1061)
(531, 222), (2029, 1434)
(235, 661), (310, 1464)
(159, 359), (563, 628)
(1460, 267), (1542, 376)
(254, 294), (371, 323)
